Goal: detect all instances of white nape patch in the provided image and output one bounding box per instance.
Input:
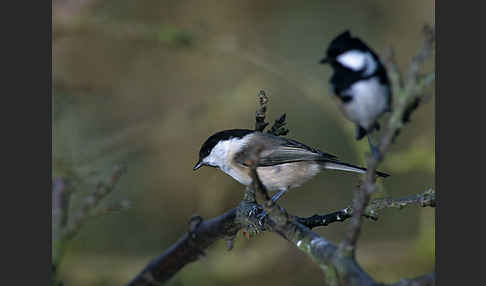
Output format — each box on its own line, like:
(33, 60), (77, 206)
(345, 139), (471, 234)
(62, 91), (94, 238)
(337, 50), (377, 76)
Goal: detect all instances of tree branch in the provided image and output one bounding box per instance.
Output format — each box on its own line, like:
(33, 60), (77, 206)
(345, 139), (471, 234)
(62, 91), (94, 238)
(364, 188), (435, 219)
(52, 178), (72, 234)
(295, 208), (352, 228)
(126, 210), (240, 286)
(267, 113), (289, 136)
(52, 165), (129, 286)
(63, 164), (127, 240)
(52, 177), (72, 270)
(254, 89), (289, 136)
(255, 90), (269, 132)
(295, 188), (435, 228)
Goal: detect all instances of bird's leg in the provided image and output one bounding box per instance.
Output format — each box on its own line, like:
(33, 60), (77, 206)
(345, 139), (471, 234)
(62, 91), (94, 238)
(255, 190), (287, 225)
(255, 210), (267, 227)
(367, 134), (382, 161)
(355, 124), (381, 160)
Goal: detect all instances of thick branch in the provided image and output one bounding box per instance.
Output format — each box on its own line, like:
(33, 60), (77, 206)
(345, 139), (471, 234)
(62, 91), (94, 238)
(126, 209), (240, 286)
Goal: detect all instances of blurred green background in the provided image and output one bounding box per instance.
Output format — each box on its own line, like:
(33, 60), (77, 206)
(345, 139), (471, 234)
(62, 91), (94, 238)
(52, 0), (435, 285)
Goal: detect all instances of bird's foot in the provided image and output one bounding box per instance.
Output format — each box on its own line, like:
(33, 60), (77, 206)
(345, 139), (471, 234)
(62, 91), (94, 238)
(367, 135), (382, 161)
(256, 211), (267, 227)
(270, 189), (287, 203)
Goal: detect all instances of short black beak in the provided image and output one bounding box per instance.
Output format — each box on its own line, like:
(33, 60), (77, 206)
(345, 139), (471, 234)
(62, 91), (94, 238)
(193, 161), (203, 171)
(319, 57), (329, 64)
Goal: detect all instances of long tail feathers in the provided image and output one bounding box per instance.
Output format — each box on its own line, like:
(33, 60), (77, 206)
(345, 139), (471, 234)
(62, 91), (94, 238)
(323, 161), (390, 178)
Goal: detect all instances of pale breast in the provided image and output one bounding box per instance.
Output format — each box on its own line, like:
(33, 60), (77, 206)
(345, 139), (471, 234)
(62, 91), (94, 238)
(257, 162), (321, 192)
(343, 77), (388, 129)
(216, 134), (322, 192)
(219, 160), (322, 193)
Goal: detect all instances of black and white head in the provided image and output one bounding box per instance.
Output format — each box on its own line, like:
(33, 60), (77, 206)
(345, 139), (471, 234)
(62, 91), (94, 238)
(193, 129), (253, 171)
(319, 30), (382, 77)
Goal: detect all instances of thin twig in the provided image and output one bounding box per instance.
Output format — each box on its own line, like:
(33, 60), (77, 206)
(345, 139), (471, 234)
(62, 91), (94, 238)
(63, 164), (127, 239)
(267, 113), (289, 136)
(52, 177), (72, 268)
(295, 189), (435, 228)
(52, 165), (129, 286)
(255, 90), (269, 132)
(52, 177), (72, 231)
(364, 188), (435, 219)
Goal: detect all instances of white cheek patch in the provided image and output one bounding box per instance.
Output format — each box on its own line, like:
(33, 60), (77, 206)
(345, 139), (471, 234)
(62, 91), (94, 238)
(337, 50), (366, 71)
(203, 143), (227, 167)
(202, 136), (253, 186)
(337, 50), (377, 76)
(202, 154), (216, 166)
(203, 137), (246, 168)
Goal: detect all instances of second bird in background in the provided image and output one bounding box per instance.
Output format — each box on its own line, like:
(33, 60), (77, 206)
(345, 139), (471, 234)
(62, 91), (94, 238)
(319, 31), (392, 141)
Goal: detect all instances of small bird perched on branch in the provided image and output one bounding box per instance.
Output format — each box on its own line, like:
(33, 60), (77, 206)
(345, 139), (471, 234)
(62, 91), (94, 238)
(319, 31), (392, 141)
(193, 129), (389, 202)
